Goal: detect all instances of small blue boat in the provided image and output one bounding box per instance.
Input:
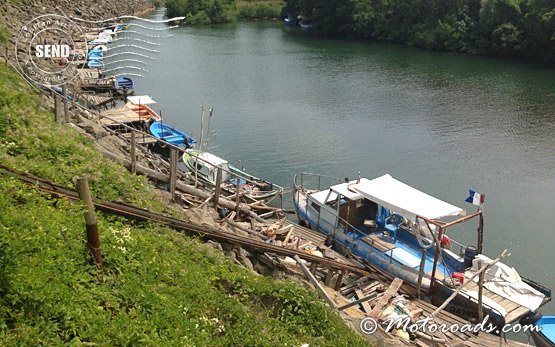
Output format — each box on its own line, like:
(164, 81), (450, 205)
(149, 122), (196, 148)
(115, 76), (134, 95)
(88, 50), (103, 60)
(87, 59), (104, 69)
(531, 316), (555, 347)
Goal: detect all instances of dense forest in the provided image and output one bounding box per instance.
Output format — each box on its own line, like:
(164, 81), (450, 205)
(165, 0), (283, 24)
(167, 0), (554, 62)
(283, 0), (554, 61)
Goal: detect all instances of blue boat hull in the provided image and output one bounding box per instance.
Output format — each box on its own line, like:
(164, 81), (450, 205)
(115, 77), (134, 95)
(533, 317), (555, 347)
(149, 122), (196, 148)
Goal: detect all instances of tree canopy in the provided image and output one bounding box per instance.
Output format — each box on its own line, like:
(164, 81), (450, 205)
(283, 0), (555, 61)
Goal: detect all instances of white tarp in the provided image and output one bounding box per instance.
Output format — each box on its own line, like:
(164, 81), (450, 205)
(351, 174), (465, 221)
(126, 95), (156, 105)
(466, 255), (545, 312)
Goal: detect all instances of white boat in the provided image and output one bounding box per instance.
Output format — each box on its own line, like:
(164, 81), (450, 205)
(293, 172), (551, 327)
(183, 149), (283, 201)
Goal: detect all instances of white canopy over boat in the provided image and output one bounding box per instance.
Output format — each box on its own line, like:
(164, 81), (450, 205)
(350, 174), (466, 222)
(127, 95), (156, 105)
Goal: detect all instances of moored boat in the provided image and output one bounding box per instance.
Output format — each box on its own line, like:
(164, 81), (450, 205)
(87, 59), (104, 69)
(183, 149), (283, 201)
(115, 76), (134, 95)
(284, 15), (298, 27)
(149, 122), (196, 148)
(531, 316), (555, 347)
(293, 172), (551, 327)
(125, 95), (162, 122)
(88, 50), (104, 60)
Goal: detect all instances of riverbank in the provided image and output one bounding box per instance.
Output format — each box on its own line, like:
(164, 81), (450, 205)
(0, 45), (375, 347)
(282, 0), (555, 63)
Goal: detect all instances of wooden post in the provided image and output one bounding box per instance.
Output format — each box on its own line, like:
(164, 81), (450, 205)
(130, 130), (136, 174)
(213, 167), (222, 210)
(4, 46), (7, 66)
(430, 224), (443, 288)
(478, 268), (487, 322)
(62, 84), (69, 123)
(309, 261), (317, 275)
(417, 248), (427, 299)
(169, 147), (178, 201)
(324, 268), (334, 287)
(74, 176), (103, 271)
(478, 212), (484, 254)
(429, 250), (509, 319)
(334, 270), (346, 291)
(234, 175), (240, 215)
(54, 95), (61, 124)
(294, 255), (336, 308)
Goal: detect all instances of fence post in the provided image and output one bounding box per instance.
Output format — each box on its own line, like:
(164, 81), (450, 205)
(213, 167), (222, 210)
(74, 176), (103, 272)
(54, 95), (61, 124)
(62, 84), (69, 122)
(169, 147), (178, 201)
(130, 130), (136, 174)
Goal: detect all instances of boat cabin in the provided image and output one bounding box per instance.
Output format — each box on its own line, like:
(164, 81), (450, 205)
(187, 151), (232, 184)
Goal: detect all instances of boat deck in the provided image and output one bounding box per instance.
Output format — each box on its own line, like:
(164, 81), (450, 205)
(360, 233), (395, 252)
(462, 276), (532, 324)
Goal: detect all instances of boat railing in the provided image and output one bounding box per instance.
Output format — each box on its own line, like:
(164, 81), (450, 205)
(189, 150), (284, 192)
(293, 172), (344, 192)
(407, 227), (468, 259)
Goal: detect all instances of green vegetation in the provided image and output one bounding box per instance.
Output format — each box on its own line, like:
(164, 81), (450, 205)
(0, 65), (369, 345)
(0, 67), (176, 216)
(0, 26), (10, 45)
(166, 0), (283, 24)
(283, 0), (555, 62)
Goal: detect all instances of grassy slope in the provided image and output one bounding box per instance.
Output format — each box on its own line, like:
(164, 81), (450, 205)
(0, 66), (369, 345)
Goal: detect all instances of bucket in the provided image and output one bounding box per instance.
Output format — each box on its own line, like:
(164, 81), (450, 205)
(464, 246), (478, 268)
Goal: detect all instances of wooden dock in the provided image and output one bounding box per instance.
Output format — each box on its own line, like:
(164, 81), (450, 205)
(100, 107), (143, 125)
(119, 131), (158, 145)
(79, 94), (118, 109)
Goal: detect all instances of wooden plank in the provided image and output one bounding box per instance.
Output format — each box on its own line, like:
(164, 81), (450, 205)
(369, 278), (403, 318)
(294, 255), (336, 308)
(337, 291), (377, 311)
(504, 306), (530, 324)
(360, 233), (395, 252)
(354, 288), (372, 314)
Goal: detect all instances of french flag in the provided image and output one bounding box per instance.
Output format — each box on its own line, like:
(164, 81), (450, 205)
(465, 190), (485, 206)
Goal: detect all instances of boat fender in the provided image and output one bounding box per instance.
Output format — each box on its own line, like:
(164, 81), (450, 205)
(519, 311), (542, 326)
(440, 235), (451, 249)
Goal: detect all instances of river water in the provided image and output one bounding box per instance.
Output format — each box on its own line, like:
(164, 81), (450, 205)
(119, 9), (555, 315)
